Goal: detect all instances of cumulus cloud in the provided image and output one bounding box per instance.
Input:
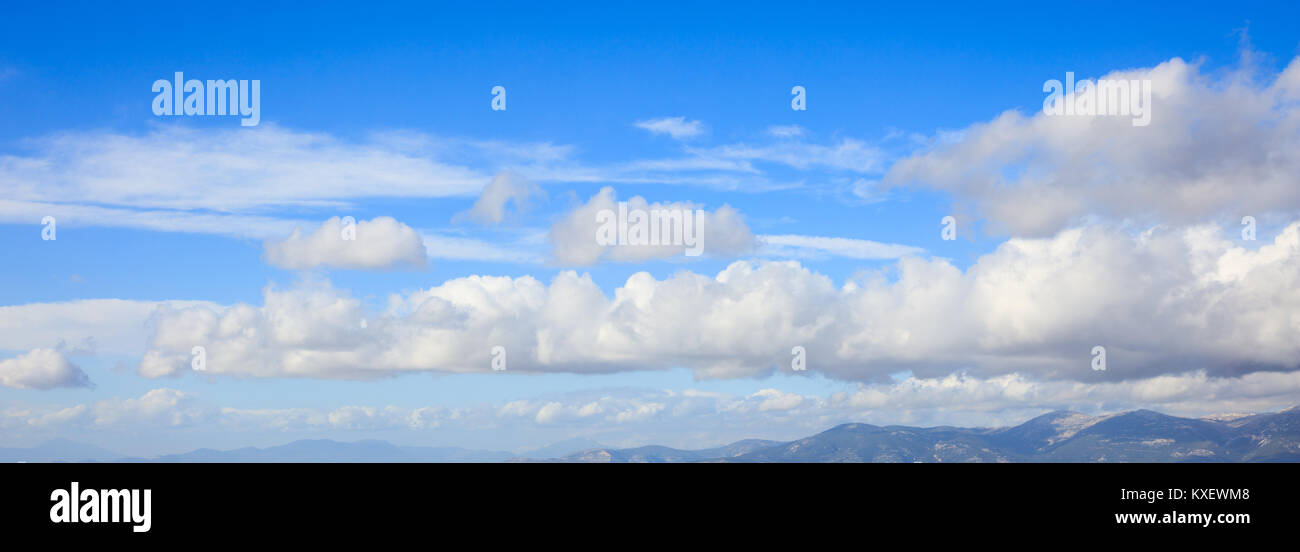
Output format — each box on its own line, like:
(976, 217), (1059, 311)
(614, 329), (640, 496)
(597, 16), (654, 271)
(136, 279), (372, 378)
(89, 388), (213, 427)
(549, 187), (756, 264)
(751, 389), (805, 412)
(885, 55), (1300, 236)
(134, 221), (1300, 382)
(635, 116), (705, 140)
(11, 388), (213, 431)
(453, 170), (542, 224)
(501, 394), (668, 425)
(263, 216), (428, 270)
(0, 348), (91, 390)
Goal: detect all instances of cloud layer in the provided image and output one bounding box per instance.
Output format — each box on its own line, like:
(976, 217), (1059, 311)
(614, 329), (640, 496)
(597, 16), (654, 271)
(134, 221), (1300, 382)
(10, 367), (1300, 452)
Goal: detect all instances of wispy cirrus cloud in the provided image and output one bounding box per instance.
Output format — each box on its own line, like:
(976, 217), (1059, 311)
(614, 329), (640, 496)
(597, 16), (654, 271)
(766, 125), (805, 138)
(0, 125), (488, 212)
(0, 123), (894, 258)
(758, 234), (924, 260)
(634, 116), (706, 140)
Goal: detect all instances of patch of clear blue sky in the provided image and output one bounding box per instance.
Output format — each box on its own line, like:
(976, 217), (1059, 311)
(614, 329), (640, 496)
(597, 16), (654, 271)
(1, 1), (1298, 450)
(1, 1), (1295, 145)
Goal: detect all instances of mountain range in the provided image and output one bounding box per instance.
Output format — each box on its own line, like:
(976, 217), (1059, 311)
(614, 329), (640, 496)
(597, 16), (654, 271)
(7, 406), (1299, 462)
(714, 407), (1300, 463)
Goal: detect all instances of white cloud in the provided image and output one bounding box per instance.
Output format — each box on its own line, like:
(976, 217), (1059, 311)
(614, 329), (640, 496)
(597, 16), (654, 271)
(131, 220), (1300, 383)
(0, 348), (91, 390)
(549, 187), (756, 264)
(89, 388), (213, 427)
(14, 388), (213, 430)
(519, 133), (887, 193)
(0, 199), (542, 264)
(635, 116), (705, 140)
(0, 125), (488, 212)
(849, 178), (886, 203)
(691, 138), (885, 173)
(885, 55), (1300, 235)
(263, 216), (428, 270)
(453, 170), (542, 224)
(759, 234), (924, 259)
(0, 199), (303, 240)
(767, 125), (806, 138)
(508, 396), (668, 425)
(751, 389), (805, 412)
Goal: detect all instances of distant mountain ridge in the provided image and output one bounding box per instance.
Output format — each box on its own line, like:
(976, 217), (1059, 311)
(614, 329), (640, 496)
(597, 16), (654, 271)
(561, 439), (782, 463)
(561, 406), (1300, 463)
(7, 406), (1299, 463)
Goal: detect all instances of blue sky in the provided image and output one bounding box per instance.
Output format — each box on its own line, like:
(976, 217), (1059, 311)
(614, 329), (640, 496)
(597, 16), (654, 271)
(2, 1), (1300, 457)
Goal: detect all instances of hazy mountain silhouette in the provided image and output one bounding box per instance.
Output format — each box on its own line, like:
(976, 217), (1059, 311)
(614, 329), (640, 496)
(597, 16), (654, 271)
(562, 406), (1300, 463)
(0, 438), (123, 463)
